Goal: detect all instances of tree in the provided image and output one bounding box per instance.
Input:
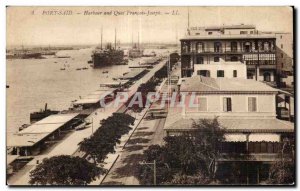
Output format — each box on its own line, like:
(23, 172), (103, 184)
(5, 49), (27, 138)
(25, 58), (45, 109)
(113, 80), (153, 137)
(79, 113), (134, 164)
(167, 172), (211, 185)
(192, 118), (225, 177)
(267, 160), (295, 185)
(138, 118), (225, 185)
(29, 155), (105, 185)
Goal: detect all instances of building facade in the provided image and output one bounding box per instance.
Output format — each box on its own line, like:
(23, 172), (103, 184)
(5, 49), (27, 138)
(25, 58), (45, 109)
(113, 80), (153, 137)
(164, 76), (294, 184)
(181, 25), (277, 84)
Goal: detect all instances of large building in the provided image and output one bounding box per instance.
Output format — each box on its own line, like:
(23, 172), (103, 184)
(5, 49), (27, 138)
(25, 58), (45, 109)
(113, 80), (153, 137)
(164, 76), (294, 184)
(181, 25), (278, 84)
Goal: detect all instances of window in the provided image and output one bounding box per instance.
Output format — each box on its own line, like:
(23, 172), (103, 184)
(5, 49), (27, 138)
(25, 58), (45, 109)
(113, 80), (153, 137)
(198, 97), (207, 111)
(280, 35), (282, 39)
(248, 97), (257, 112)
(196, 56), (203, 64)
(214, 57), (220, 62)
(282, 63), (284, 68)
(197, 70), (210, 77)
(263, 42), (270, 51)
(231, 42), (238, 52)
(230, 56), (238, 62)
(195, 33), (200, 35)
(281, 44), (283, 49)
(208, 32), (212, 35)
(281, 53), (284, 58)
(250, 31), (254, 34)
(214, 42), (222, 52)
(217, 70), (224, 77)
(233, 70), (237, 78)
(197, 42), (204, 53)
(223, 97), (232, 112)
(240, 31), (247, 34)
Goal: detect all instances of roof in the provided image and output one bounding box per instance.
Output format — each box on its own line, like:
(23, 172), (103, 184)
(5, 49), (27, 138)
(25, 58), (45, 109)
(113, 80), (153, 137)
(73, 90), (115, 105)
(7, 133), (49, 147)
(179, 76), (278, 93)
(181, 34), (275, 41)
(7, 155), (19, 165)
(7, 113), (79, 147)
(119, 68), (146, 79)
(164, 116), (294, 133)
(205, 24), (256, 30)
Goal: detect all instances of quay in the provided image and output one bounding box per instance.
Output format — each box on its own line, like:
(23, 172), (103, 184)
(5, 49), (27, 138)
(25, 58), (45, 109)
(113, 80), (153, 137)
(7, 56), (169, 185)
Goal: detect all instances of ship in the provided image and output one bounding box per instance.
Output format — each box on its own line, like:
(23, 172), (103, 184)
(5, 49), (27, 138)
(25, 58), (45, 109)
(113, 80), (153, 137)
(91, 28), (127, 68)
(128, 43), (143, 58)
(30, 103), (59, 123)
(128, 31), (143, 58)
(6, 52), (43, 59)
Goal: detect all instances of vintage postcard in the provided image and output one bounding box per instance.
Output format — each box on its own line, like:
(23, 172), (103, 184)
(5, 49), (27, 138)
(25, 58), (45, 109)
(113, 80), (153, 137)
(6, 6), (294, 186)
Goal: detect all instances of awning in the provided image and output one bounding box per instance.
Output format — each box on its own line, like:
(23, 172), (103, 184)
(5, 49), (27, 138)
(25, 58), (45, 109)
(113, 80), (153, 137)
(224, 134), (247, 142)
(248, 133), (280, 142)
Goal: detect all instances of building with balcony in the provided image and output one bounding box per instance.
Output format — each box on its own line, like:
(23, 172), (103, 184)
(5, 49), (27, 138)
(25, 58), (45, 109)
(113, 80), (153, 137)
(181, 25), (277, 84)
(164, 76), (294, 184)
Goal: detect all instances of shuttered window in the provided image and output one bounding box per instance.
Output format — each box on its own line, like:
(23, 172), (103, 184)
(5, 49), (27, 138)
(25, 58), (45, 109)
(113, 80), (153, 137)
(198, 97), (207, 111)
(223, 97), (232, 112)
(248, 97), (257, 112)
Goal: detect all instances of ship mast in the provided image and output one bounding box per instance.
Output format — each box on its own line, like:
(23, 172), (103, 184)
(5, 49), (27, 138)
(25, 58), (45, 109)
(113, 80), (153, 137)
(138, 31), (140, 50)
(187, 7), (190, 35)
(114, 28), (117, 50)
(101, 27), (103, 49)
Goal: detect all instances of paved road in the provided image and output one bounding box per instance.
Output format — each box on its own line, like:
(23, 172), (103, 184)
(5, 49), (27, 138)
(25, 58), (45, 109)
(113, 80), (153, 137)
(101, 64), (182, 185)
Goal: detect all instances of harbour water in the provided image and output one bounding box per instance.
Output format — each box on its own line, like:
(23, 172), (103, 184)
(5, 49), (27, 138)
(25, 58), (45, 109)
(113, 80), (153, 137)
(6, 48), (133, 134)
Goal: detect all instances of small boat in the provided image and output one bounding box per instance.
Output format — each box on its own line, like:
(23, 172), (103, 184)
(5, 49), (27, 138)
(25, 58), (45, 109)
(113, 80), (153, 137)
(19, 124), (30, 131)
(57, 56), (71, 58)
(87, 60), (93, 64)
(76, 68), (82, 71)
(82, 67), (88, 70)
(60, 68), (66, 70)
(6, 85), (9, 88)
(54, 61), (58, 63)
(102, 70), (109, 74)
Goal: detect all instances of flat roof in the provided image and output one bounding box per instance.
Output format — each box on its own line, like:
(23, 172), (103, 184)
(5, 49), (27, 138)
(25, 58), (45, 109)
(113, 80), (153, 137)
(7, 113), (79, 147)
(7, 133), (49, 147)
(179, 76), (278, 93)
(119, 68), (146, 79)
(7, 155), (19, 165)
(74, 90), (115, 105)
(181, 34), (276, 41)
(100, 80), (129, 86)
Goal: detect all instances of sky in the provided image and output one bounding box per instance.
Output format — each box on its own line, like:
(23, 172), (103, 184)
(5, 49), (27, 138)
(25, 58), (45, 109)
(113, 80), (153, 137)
(6, 6), (293, 46)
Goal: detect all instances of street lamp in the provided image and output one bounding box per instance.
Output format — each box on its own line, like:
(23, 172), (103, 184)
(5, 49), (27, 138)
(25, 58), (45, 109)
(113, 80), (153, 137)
(139, 160), (156, 185)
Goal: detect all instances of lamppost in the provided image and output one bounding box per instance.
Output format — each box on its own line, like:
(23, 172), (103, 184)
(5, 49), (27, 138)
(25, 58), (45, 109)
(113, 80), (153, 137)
(139, 160), (156, 185)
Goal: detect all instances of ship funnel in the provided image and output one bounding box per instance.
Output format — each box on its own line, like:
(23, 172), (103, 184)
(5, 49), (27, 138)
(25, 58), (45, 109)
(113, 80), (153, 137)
(45, 103), (48, 111)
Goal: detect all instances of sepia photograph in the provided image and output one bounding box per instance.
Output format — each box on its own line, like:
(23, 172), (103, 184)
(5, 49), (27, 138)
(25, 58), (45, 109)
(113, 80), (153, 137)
(5, 6), (295, 186)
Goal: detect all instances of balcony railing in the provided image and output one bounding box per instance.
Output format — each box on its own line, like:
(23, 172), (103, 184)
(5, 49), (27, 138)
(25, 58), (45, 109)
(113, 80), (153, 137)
(182, 48), (276, 54)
